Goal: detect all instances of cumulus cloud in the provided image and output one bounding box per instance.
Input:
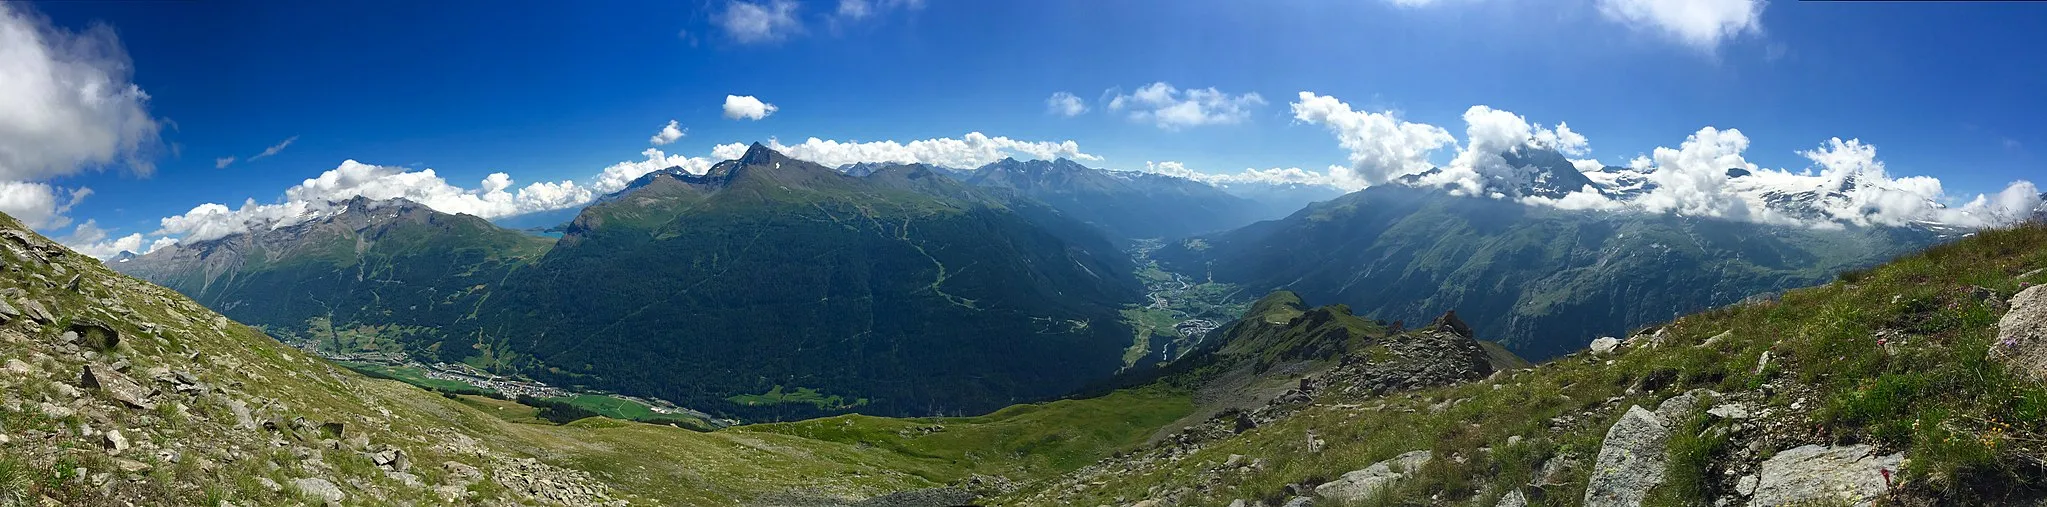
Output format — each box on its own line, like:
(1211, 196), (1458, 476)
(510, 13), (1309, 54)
(723, 95), (778, 120)
(731, 133), (1100, 169)
(1107, 82), (1266, 130)
(718, 0), (802, 44)
(1407, 105), (1596, 195)
(58, 219), (166, 259)
(1290, 92), (1456, 187)
(1046, 92), (1088, 117)
(1546, 130), (2041, 229)
(1628, 126), (1760, 219)
(592, 148), (719, 194)
(248, 135), (297, 161)
(0, 182), (89, 230)
(156, 160), (596, 243)
(1596, 0), (1765, 51)
(1286, 91), (2040, 230)
(214, 156), (236, 169)
(0, 2), (161, 184)
(649, 120), (686, 145)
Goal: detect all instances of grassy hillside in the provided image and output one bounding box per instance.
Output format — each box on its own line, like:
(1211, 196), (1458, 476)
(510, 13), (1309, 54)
(0, 211), (1188, 506)
(1007, 222), (2047, 506)
(468, 147), (1144, 420)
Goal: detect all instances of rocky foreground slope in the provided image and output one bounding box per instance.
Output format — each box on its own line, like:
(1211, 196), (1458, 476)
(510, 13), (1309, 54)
(996, 222), (2047, 506)
(0, 213), (1056, 506)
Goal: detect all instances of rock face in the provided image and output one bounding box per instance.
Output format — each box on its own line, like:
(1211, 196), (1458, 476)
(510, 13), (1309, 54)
(1495, 489), (1529, 507)
(1992, 285), (2047, 381)
(292, 477), (346, 506)
(1590, 336), (1622, 355)
(81, 364), (156, 410)
(1314, 450), (1432, 504)
(19, 299), (53, 324)
(1583, 406), (1669, 507)
(1748, 445), (1902, 507)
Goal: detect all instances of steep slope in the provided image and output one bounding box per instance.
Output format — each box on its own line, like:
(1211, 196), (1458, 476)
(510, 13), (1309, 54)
(467, 144), (1144, 420)
(1000, 221), (2047, 507)
(114, 196), (554, 353)
(0, 211), (1047, 506)
(964, 158), (1268, 241)
(1157, 185), (1941, 360)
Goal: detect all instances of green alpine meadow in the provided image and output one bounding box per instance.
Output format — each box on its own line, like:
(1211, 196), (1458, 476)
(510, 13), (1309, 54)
(11, 1), (2047, 505)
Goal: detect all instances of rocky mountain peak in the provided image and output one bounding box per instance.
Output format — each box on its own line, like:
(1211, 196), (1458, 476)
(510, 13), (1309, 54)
(738, 141), (776, 166)
(1430, 309), (1474, 339)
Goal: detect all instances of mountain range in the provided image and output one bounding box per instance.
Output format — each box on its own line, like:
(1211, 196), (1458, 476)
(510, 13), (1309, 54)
(1158, 178), (1944, 361)
(119, 144), (1157, 420)
(113, 142), (2001, 423)
(26, 210), (2047, 505)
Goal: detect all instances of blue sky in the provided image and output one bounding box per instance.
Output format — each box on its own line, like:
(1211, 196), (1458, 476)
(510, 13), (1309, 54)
(6, 0), (2046, 256)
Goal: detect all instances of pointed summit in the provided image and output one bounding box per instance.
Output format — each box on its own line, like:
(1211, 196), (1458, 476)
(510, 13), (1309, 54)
(1430, 309), (1474, 339)
(738, 142), (777, 166)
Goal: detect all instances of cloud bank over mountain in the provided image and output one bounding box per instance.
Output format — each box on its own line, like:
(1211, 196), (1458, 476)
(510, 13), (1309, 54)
(1287, 91), (2042, 230)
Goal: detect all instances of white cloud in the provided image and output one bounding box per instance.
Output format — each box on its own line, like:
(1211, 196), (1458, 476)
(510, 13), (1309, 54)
(1285, 92), (2039, 230)
(1414, 105), (1595, 195)
(1570, 158), (1607, 173)
(214, 156), (236, 169)
(0, 182), (88, 229)
(1627, 126), (1761, 219)
(1046, 92), (1088, 117)
(649, 120), (686, 145)
(593, 148), (719, 194)
(735, 133), (1100, 169)
(723, 95), (778, 121)
(1289, 92), (1456, 187)
(248, 135), (297, 161)
(1108, 82), (1266, 130)
(0, 2), (161, 182)
(1596, 0), (1765, 51)
(156, 160), (597, 243)
(59, 219), (165, 259)
(718, 0), (802, 44)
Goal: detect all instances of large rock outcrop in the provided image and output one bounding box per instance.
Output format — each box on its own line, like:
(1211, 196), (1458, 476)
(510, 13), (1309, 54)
(1314, 450), (1433, 504)
(1747, 444), (1902, 507)
(1992, 285), (2047, 380)
(1583, 406), (1670, 507)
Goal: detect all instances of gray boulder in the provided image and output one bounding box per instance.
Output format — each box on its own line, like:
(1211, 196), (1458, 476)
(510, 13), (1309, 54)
(1992, 285), (2047, 381)
(1748, 445), (1902, 507)
(1583, 406), (1669, 507)
(1314, 450), (1431, 504)
(19, 300), (52, 324)
(292, 477), (346, 506)
(82, 364), (155, 410)
(1590, 336), (1622, 355)
(1495, 489), (1528, 507)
